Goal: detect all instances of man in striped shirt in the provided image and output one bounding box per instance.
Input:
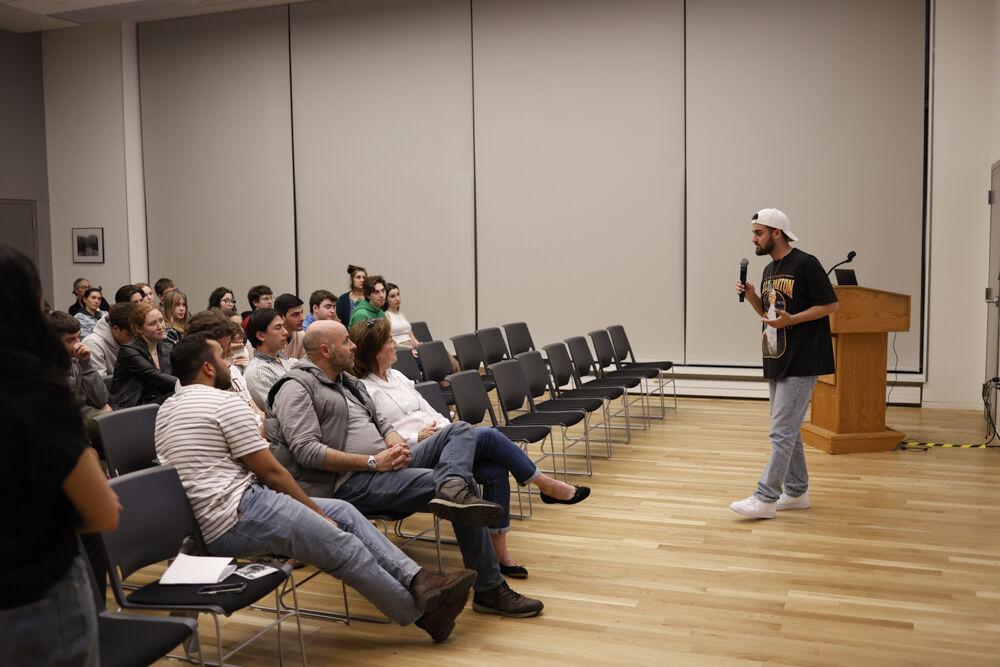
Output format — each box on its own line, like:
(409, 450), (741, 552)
(155, 334), (477, 643)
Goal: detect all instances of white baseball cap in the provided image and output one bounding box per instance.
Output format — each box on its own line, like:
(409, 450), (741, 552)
(751, 208), (798, 242)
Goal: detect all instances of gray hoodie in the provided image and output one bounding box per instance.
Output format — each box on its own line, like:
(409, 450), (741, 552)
(68, 356), (109, 409)
(82, 316), (121, 376)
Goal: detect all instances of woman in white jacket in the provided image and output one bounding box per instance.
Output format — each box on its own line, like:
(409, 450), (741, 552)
(352, 318), (589, 579)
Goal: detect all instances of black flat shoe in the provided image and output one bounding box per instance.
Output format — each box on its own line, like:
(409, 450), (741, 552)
(539, 485), (591, 505)
(499, 563), (528, 579)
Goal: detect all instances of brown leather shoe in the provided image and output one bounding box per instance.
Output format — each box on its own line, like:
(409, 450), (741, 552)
(427, 478), (505, 527)
(409, 568), (477, 612)
(410, 569), (477, 643)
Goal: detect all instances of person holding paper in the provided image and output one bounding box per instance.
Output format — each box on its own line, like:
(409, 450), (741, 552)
(156, 334), (476, 643)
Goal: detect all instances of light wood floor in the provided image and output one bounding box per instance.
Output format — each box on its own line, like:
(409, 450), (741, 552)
(149, 398), (1000, 666)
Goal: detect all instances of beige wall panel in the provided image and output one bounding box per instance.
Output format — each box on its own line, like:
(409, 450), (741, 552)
(686, 0), (926, 369)
(43, 22), (131, 310)
(472, 0), (685, 362)
(139, 6), (295, 312)
(291, 0), (475, 341)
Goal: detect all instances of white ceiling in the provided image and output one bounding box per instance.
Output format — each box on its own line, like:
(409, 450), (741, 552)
(0, 0), (303, 32)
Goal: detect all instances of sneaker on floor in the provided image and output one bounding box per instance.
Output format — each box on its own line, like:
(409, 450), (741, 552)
(776, 491), (810, 510)
(472, 580), (543, 618)
(428, 478), (505, 527)
(729, 495), (776, 519)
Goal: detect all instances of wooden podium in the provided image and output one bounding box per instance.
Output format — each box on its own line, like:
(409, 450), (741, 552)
(801, 286), (911, 454)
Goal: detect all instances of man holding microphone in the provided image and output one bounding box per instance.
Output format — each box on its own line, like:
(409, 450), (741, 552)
(733, 209), (838, 519)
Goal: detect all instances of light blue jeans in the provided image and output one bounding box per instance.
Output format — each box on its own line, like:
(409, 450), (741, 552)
(755, 375), (817, 503)
(0, 554), (98, 667)
(207, 484), (423, 625)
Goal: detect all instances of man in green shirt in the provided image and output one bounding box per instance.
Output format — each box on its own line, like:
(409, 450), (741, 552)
(349, 274), (388, 327)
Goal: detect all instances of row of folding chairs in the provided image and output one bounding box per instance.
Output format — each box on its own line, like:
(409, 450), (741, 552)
(393, 322), (677, 479)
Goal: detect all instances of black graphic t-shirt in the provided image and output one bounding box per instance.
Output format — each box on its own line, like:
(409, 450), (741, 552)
(760, 248), (837, 380)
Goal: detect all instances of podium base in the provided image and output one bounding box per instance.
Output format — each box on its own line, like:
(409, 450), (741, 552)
(801, 423), (905, 454)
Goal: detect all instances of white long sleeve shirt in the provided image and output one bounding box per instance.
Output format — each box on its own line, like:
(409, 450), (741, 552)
(360, 369), (450, 446)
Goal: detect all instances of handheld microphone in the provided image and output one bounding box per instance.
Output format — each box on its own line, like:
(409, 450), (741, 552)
(826, 250), (857, 276)
(738, 258), (749, 302)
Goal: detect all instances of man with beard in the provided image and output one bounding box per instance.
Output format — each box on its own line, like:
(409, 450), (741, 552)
(154, 334), (477, 642)
(732, 208), (838, 519)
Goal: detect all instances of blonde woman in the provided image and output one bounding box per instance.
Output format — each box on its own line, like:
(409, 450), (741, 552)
(162, 290), (189, 345)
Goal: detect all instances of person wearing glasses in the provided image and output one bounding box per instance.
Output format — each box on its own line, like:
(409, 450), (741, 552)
(208, 286), (237, 317)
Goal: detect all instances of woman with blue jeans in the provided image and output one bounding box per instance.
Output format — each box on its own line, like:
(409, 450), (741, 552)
(354, 319), (589, 578)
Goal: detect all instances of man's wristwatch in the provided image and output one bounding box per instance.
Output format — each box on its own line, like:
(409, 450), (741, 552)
(367, 455), (377, 471)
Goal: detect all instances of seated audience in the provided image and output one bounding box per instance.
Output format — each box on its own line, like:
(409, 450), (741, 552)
(275, 292), (307, 359)
(162, 289), (189, 345)
(113, 284), (142, 305)
(153, 276), (176, 304)
(304, 289), (339, 330)
(68, 277), (110, 315)
(83, 303), (134, 375)
(110, 302), (177, 409)
(48, 311), (112, 444)
(225, 314), (251, 370)
(0, 242), (119, 667)
(353, 319), (588, 579)
(241, 284), (273, 328)
(336, 264), (367, 324)
(208, 286), (237, 316)
(74, 286), (107, 338)
(188, 310), (262, 420)
(134, 282), (155, 304)
(348, 274), (388, 327)
(244, 308), (295, 413)
(269, 320), (543, 617)
(384, 282), (420, 349)
(156, 334), (476, 643)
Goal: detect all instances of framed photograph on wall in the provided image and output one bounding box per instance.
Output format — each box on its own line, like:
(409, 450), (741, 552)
(72, 227), (104, 264)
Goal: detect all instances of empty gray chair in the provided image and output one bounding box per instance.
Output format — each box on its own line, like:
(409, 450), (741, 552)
(415, 381), (453, 421)
(607, 323), (677, 410)
(392, 346), (423, 383)
(502, 322), (535, 357)
(590, 329), (664, 419)
(450, 333), (495, 391)
(544, 342), (633, 443)
(516, 350), (611, 457)
(93, 404), (160, 477)
(102, 466), (305, 666)
(416, 340), (454, 404)
(565, 335), (648, 427)
(410, 321), (433, 343)
(489, 359), (592, 477)
(476, 327), (510, 366)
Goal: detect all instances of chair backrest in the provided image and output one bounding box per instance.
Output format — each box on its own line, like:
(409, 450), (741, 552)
(607, 324), (634, 363)
(415, 381), (452, 420)
(564, 336), (599, 380)
(416, 340), (453, 383)
(101, 374), (114, 393)
(476, 327), (510, 365)
(502, 322), (535, 356)
(94, 404), (160, 477)
(392, 347), (423, 382)
(410, 321), (433, 343)
(514, 350), (553, 399)
(450, 333), (485, 373)
(542, 342), (577, 388)
(588, 329), (619, 371)
(448, 370), (499, 426)
(104, 466), (206, 584)
(488, 359), (533, 420)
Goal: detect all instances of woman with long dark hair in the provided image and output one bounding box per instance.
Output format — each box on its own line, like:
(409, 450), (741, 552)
(0, 243), (120, 666)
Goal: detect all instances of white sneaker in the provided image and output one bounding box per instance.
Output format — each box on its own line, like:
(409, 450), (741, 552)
(776, 491), (810, 510)
(729, 495), (776, 519)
